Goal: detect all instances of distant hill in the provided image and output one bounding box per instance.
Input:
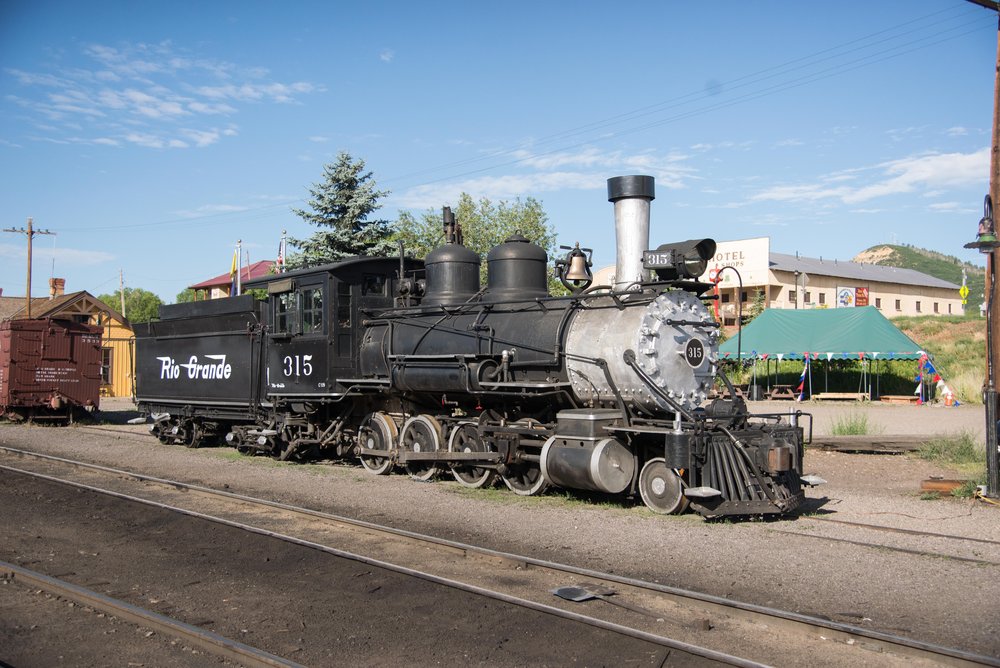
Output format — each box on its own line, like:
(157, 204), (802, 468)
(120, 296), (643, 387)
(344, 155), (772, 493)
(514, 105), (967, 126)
(852, 244), (984, 313)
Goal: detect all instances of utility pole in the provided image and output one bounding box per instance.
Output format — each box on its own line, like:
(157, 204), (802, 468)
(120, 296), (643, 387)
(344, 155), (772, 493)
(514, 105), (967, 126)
(119, 269), (126, 318)
(965, 0), (1000, 497)
(3, 217), (55, 319)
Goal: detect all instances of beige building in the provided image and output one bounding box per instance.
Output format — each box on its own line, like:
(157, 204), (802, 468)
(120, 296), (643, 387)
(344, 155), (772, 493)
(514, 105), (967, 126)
(594, 236), (963, 325)
(704, 237), (962, 325)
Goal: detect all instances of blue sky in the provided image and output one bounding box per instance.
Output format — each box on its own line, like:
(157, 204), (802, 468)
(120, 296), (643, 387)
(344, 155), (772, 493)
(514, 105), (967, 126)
(1, 1), (996, 303)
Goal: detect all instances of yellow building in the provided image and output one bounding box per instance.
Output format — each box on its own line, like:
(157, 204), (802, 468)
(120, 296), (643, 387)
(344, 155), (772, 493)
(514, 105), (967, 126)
(0, 287), (134, 398)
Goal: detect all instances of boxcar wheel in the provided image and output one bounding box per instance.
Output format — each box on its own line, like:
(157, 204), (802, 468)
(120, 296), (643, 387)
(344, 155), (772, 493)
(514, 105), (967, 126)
(358, 412), (396, 475)
(448, 423), (496, 488)
(638, 458), (689, 515)
(400, 415), (442, 482)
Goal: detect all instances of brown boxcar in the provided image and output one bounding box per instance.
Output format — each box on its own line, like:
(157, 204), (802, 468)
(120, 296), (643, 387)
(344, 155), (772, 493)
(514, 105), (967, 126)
(0, 318), (103, 422)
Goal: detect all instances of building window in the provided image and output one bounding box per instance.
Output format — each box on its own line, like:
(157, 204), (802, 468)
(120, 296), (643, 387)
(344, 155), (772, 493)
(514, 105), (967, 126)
(789, 289), (796, 304)
(804, 291), (811, 303)
(721, 293), (730, 303)
(875, 297), (882, 309)
(916, 301), (921, 313)
(741, 291), (748, 302)
(101, 348), (112, 385)
(895, 299), (901, 311)
(819, 293), (826, 305)
(948, 304), (952, 314)
(933, 302), (939, 314)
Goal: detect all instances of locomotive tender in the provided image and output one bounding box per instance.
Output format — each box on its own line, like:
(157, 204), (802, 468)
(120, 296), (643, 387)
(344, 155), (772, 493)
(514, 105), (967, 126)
(134, 175), (820, 518)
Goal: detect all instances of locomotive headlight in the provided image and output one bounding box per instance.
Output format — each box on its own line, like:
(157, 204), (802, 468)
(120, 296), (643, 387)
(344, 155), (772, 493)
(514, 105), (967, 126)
(642, 238), (716, 281)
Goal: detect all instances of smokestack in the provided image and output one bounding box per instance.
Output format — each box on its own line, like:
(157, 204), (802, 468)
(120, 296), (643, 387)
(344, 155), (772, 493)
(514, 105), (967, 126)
(607, 175), (655, 291)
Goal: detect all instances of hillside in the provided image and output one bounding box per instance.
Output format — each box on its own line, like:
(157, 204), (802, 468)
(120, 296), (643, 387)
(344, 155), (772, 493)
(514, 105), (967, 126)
(853, 244), (984, 313)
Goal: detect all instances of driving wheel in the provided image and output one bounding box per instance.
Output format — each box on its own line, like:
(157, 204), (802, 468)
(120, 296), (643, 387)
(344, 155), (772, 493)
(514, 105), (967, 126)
(448, 422), (496, 488)
(399, 415), (442, 481)
(358, 412), (396, 475)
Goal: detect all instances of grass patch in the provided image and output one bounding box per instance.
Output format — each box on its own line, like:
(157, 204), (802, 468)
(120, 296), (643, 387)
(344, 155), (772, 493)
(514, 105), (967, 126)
(917, 431), (984, 468)
(916, 432), (987, 497)
(830, 412), (884, 436)
(447, 482), (628, 512)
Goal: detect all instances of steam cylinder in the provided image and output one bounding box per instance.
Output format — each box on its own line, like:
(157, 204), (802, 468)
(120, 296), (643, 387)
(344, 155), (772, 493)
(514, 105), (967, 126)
(540, 436), (635, 494)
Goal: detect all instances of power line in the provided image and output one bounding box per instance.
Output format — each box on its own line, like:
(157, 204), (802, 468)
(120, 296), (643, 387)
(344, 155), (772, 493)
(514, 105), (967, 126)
(37, 5), (997, 233)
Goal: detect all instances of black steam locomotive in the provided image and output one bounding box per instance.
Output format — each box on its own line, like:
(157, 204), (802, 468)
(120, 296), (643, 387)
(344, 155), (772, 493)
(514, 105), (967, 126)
(133, 176), (821, 518)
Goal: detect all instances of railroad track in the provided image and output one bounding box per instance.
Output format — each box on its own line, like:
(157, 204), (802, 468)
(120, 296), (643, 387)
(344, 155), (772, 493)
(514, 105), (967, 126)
(1, 446), (994, 667)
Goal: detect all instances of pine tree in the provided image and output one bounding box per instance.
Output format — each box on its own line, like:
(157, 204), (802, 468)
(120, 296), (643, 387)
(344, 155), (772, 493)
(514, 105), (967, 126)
(287, 152), (394, 267)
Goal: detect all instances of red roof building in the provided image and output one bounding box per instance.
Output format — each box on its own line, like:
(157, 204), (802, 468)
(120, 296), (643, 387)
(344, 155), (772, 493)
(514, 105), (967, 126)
(189, 260), (276, 300)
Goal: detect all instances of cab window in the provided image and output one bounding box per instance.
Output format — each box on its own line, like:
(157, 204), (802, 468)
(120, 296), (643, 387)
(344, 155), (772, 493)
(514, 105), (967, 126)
(300, 286), (324, 334)
(273, 292), (294, 334)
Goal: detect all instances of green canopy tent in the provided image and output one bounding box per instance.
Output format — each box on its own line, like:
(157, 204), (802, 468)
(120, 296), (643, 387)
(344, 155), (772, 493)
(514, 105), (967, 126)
(717, 306), (927, 399)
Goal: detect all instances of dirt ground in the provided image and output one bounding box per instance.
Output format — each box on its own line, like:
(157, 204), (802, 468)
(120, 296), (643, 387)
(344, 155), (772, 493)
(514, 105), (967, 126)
(744, 399), (985, 439)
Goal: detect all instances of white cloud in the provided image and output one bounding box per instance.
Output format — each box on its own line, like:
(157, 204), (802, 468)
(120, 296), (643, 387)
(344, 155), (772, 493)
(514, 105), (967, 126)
(7, 42), (318, 149)
(173, 203), (251, 218)
(0, 243), (114, 266)
(946, 126), (968, 137)
(750, 148), (988, 205)
(379, 49), (395, 63)
(395, 147), (698, 208)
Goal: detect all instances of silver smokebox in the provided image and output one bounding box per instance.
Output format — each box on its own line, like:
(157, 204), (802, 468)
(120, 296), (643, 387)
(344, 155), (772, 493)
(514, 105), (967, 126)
(607, 175), (655, 291)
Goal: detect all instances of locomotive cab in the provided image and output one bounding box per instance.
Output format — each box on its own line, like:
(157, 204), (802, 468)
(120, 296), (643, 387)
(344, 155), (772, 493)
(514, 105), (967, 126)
(247, 257), (423, 399)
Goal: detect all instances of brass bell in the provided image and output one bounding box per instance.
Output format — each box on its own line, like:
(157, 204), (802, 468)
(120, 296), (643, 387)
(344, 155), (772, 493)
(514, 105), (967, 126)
(557, 243), (594, 292)
(565, 249), (592, 282)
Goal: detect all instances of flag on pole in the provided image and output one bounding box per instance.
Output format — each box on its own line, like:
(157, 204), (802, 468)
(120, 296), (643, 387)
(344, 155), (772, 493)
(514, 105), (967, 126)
(277, 230), (287, 273)
(230, 248), (238, 295)
(796, 356), (809, 401)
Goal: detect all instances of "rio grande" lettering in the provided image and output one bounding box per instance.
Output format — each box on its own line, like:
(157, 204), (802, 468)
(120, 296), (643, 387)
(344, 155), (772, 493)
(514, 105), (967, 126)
(157, 355), (232, 380)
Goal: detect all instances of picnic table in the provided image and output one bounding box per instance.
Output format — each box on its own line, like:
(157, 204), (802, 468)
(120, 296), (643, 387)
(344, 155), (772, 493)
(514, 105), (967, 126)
(767, 385), (796, 400)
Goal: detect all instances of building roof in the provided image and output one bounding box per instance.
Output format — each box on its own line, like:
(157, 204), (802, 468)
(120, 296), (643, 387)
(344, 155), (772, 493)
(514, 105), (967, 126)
(769, 252), (959, 290)
(0, 290), (128, 325)
(189, 260), (276, 290)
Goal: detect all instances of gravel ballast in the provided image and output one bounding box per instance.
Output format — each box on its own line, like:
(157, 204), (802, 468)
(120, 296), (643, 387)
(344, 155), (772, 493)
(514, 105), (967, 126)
(1, 398), (998, 658)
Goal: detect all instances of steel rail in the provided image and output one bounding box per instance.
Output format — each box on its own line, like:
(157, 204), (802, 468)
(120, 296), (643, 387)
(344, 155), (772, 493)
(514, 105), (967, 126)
(1, 446), (997, 667)
(0, 560), (303, 668)
(808, 515), (1000, 547)
(768, 528), (1000, 566)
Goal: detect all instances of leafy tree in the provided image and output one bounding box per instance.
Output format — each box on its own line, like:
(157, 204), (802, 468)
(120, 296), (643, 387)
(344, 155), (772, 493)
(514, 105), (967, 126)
(174, 288), (197, 304)
(97, 287), (164, 323)
(287, 152), (394, 268)
(743, 289), (767, 323)
(395, 193), (563, 291)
